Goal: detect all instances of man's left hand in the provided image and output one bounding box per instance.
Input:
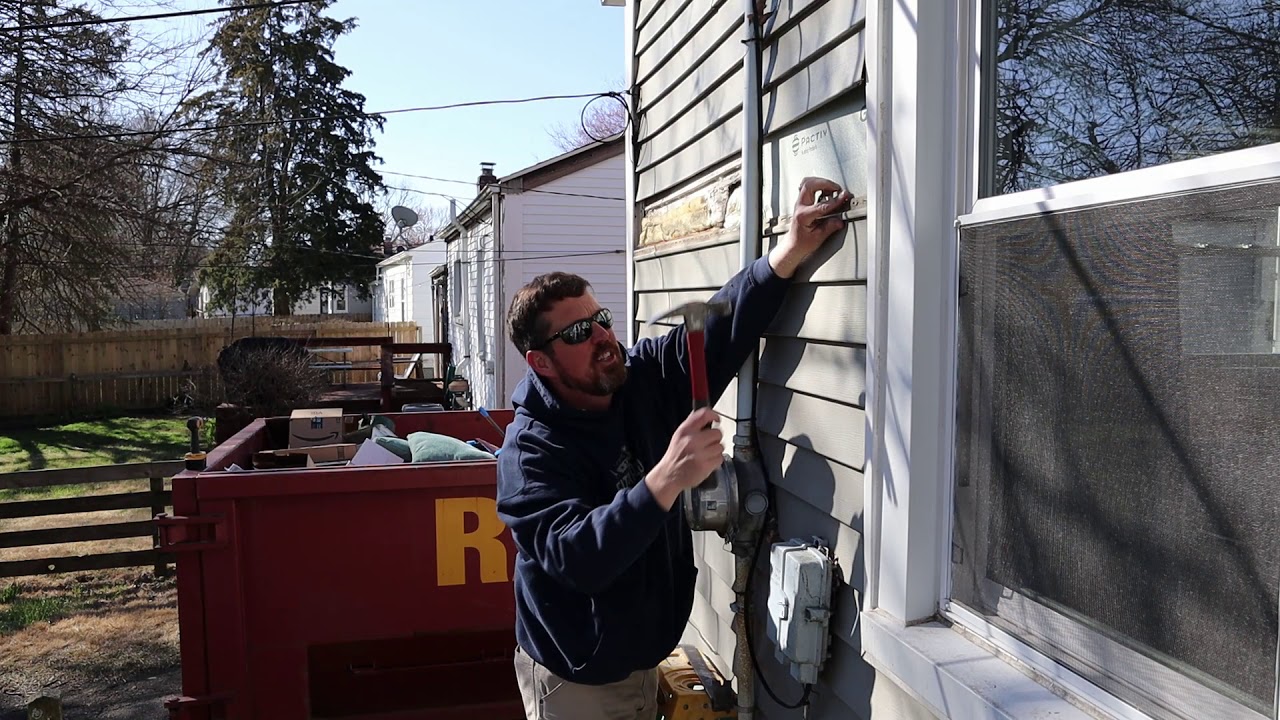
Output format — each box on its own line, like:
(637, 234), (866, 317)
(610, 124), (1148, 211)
(768, 176), (851, 279)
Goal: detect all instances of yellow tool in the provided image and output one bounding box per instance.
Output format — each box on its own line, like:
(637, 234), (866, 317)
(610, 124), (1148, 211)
(657, 645), (737, 720)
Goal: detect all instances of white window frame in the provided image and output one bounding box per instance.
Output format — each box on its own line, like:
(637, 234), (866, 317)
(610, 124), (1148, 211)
(861, 0), (1280, 718)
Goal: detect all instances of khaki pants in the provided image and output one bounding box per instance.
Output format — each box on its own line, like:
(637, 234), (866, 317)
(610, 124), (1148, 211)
(514, 645), (658, 720)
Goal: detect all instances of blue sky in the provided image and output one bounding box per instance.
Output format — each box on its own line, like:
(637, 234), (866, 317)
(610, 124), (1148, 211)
(128, 0), (624, 217)
(329, 0), (625, 214)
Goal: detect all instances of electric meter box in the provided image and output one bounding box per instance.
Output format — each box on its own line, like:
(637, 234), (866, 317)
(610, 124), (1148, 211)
(766, 539), (834, 685)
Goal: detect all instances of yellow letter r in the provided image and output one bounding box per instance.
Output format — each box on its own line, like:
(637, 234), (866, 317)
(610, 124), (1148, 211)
(435, 497), (509, 587)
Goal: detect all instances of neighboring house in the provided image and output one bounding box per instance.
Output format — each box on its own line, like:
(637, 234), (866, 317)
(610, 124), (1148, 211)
(622, 2), (1278, 720)
(196, 283), (372, 318)
(439, 137), (626, 410)
(372, 244), (447, 336)
(113, 278), (198, 322)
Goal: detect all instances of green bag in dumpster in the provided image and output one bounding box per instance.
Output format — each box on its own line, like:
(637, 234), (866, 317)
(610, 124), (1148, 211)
(373, 436), (412, 461)
(376, 432), (492, 462)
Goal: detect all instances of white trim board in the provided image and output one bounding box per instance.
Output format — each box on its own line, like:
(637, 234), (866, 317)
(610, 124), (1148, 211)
(861, 609), (1106, 720)
(963, 142), (1280, 226)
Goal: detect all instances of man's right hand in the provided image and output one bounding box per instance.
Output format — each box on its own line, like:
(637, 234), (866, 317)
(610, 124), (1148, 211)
(645, 407), (725, 511)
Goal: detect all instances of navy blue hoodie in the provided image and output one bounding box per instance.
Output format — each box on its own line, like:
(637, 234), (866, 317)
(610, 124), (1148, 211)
(495, 255), (791, 685)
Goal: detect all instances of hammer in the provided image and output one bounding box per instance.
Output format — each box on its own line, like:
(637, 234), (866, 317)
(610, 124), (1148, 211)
(648, 299), (732, 412)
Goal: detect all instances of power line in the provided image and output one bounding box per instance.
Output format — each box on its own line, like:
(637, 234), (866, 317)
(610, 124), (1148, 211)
(384, 184), (472, 204)
(0, 92), (615, 145)
(19, 248), (624, 270)
(0, 0), (321, 33)
(380, 169), (625, 202)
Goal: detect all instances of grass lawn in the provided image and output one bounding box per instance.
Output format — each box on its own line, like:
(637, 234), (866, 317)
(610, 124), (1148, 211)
(0, 416), (191, 501)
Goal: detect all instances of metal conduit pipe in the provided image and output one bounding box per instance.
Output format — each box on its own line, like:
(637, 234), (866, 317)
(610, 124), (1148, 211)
(732, 2), (766, 719)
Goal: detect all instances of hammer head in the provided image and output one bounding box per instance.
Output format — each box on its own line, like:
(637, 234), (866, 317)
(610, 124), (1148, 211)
(647, 299), (731, 331)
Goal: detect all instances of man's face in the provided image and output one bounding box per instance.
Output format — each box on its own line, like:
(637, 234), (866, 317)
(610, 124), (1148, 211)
(533, 293), (627, 397)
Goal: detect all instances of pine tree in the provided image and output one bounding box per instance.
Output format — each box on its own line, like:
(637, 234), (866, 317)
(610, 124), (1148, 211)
(200, 0), (386, 316)
(0, 1), (139, 333)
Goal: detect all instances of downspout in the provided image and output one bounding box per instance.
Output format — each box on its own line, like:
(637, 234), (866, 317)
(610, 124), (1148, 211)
(491, 188), (505, 407)
(474, 209), (485, 405)
(731, 2), (766, 720)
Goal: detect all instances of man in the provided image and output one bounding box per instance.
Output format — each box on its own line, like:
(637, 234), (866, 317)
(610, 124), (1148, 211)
(497, 177), (851, 720)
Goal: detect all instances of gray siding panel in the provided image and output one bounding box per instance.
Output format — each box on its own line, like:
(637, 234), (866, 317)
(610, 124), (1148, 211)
(639, 34), (742, 128)
(762, 32), (867, 136)
(759, 337), (866, 407)
(636, 0), (667, 34)
(688, 591), (737, 677)
(637, 0), (696, 54)
(633, 0), (747, 202)
(765, 283), (868, 345)
(764, 220), (869, 283)
(637, 88), (742, 172)
(635, 289), (718, 322)
(762, 0), (866, 89)
(634, 240), (739, 290)
(638, 0), (738, 83)
(639, 115), (742, 201)
(756, 383), (865, 470)
(760, 430), (865, 525)
(762, 0), (827, 38)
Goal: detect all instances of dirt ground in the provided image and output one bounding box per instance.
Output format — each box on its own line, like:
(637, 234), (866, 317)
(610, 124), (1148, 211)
(0, 510), (181, 719)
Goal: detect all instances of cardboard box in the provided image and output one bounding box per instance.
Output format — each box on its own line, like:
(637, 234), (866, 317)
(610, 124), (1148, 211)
(299, 443), (359, 464)
(289, 408), (345, 448)
(254, 443), (358, 470)
(253, 449), (316, 470)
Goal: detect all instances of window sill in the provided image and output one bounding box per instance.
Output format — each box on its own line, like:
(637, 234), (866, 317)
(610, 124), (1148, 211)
(860, 609), (1130, 720)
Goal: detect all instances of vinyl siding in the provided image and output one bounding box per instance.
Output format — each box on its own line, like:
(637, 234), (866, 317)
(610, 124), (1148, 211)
(447, 146), (627, 409)
(629, 0), (930, 717)
(447, 214), (498, 410)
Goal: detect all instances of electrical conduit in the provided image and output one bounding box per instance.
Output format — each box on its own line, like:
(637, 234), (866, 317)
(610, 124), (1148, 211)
(733, 1), (765, 718)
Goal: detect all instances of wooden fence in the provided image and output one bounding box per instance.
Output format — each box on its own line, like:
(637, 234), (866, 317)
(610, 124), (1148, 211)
(0, 461), (185, 579)
(0, 318), (420, 418)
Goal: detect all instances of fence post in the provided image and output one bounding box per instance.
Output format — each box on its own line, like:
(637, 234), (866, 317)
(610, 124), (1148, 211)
(149, 476), (169, 578)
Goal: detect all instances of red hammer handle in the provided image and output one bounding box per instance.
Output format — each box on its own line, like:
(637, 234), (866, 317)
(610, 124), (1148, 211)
(687, 328), (710, 409)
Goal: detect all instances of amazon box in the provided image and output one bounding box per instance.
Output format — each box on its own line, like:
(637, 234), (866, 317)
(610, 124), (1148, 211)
(255, 443), (357, 469)
(253, 449), (316, 470)
(289, 408), (346, 448)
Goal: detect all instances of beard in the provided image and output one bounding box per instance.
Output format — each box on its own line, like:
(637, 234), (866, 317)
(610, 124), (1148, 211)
(551, 340), (629, 397)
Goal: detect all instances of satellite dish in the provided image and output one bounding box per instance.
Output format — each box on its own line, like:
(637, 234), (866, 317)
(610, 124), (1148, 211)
(390, 205), (419, 229)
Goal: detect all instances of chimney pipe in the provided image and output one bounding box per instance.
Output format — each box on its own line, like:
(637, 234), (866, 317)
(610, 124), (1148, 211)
(478, 162), (498, 192)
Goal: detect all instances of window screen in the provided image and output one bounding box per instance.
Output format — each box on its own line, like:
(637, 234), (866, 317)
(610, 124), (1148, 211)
(954, 181), (1280, 719)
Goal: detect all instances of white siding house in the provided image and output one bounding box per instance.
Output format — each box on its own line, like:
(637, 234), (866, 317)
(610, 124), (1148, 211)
(372, 244), (446, 337)
(439, 137), (626, 410)
(619, 1), (1280, 719)
(196, 282), (372, 318)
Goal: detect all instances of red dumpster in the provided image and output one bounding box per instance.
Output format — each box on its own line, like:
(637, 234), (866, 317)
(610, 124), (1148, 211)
(160, 410), (523, 720)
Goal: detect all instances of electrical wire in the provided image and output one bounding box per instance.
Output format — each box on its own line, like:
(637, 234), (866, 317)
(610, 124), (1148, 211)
(380, 169), (625, 202)
(580, 91), (631, 144)
(385, 183), (472, 204)
(0, 92), (618, 146)
(745, 528), (815, 711)
(0, 0), (320, 33)
(16, 248), (623, 270)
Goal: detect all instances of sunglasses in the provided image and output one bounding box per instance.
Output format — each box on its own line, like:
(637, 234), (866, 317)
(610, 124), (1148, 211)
(537, 308), (613, 349)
